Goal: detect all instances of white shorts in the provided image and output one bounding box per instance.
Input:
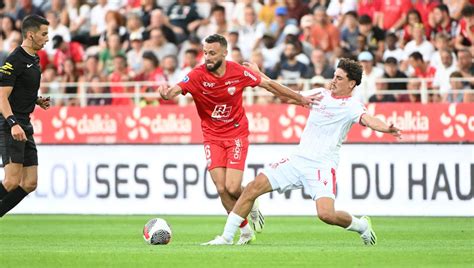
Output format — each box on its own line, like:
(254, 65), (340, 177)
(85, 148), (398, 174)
(261, 156), (337, 200)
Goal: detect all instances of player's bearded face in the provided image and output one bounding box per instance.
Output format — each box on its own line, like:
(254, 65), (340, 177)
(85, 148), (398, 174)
(204, 42), (225, 72)
(206, 58), (223, 72)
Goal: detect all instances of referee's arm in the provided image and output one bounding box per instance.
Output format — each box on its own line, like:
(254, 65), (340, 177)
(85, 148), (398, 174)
(0, 86), (26, 141)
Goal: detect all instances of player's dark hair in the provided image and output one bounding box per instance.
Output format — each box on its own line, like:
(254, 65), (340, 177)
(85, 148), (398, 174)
(21, 15), (49, 38)
(205, 34), (227, 48)
(337, 58), (363, 86)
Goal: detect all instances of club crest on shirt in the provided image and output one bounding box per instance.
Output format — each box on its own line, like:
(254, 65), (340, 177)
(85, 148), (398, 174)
(182, 75), (189, 83)
(227, 86), (236, 95)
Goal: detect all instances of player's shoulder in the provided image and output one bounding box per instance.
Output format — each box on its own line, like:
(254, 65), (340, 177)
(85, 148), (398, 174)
(5, 47), (26, 62)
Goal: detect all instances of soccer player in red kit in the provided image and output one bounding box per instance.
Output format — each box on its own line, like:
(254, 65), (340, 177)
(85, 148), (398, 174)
(159, 34), (319, 244)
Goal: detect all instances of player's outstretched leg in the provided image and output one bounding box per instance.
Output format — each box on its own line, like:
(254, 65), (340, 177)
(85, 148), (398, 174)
(249, 198), (265, 233)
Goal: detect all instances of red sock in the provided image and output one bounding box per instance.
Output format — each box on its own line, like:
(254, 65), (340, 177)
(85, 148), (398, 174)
(239, 218), (248, 228)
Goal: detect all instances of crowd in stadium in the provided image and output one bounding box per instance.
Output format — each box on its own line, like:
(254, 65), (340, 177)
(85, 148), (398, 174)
(0, 0), (473, 106)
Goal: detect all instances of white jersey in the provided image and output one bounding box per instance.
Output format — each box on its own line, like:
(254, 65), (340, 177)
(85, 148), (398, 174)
(293, 88), (366, 168)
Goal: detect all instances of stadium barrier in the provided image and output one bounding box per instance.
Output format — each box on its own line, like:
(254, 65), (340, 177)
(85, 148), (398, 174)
(4, 144), (472, 216)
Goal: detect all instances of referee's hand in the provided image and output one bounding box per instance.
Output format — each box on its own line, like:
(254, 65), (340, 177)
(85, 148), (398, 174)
(11, 125), (27, 142)
(36, 96), (51, 110)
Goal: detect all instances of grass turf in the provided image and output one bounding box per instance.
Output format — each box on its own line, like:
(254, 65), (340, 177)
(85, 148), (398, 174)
(0, 215), (472, 267)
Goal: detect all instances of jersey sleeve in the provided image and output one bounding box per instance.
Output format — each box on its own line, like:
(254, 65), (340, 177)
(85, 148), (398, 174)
(0, 55), (23, 87)
(350, 101), (367, 125)
(241, 65), (262, 87)
(177, 68), (200, 95)
(300, 87), (324, 97)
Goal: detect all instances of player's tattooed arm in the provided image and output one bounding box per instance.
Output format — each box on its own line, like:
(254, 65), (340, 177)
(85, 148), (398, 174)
(158, 84), (182, 100)
(361, 114), (402, 138)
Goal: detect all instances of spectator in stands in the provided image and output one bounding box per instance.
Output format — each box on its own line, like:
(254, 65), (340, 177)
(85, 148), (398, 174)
(383, 57), (409, 102)
(413, 0), (439, 27)
(310, 75), (327, 89)
(144, 27), (178, 62)
(276, 42), (310, 91)
(87, 75), (111, 106)
(430, 32), (457, 71)
(455, 5), (474, 54)
(307, 48), (335, 79)
(66, 0), (91, 43)
(237, 5), (261, 61)
(354, 51), (384, 103)
(100, 10), (127, 50)
(368, 79), (396, 103)
(196, 5), (228, 40)
(258, 0), (278, 27)
(299, 14), (314, 45)
(1, 15), (21, 52)
(408, 51), (436, 95)
(266, 6), (298, 46)
(406, 77), (422, 102)
(90, 0), (113, 40)
(402, 23), (435, 72)
(52, 35), (85, 75)
(139, 87), (159, 107)
(140, 0), (159, 30)
(78, 55), (101, 97)
(45, 11), (71, 57)
(432, 49), (457, 102)
(232, 0), (262, 27)
(401, 9), (430, 47)
(382, 32), (404, 63)
(127, 32), (145, 77)
(286, 0), (311, 23)
(144, 8), (177, 45)
(284, 32), (310, 65)
(446, 0), (470, 20)
(358, 15), (385, 62)
(310, 6), (340, 54)
(126, 12), (145, 40)
(180, 48), (199, 77)
(430, 4), (458, 40)
(109, 54), (132, 105)
(340, 11), (360, 56)
(166, 0), (202, 43)
(377, 0), (412, 31)
(448, 71), (469, 103)
(161, 55), (181, 85)
(230, 47), (245, 65)
(15, 0), (44, 29)
(326, 0), (357, 28)
(254, 31), (281, 76)
(135, 51), (168, 101)
(98, 33), (125, 75)
(60, 59), (80, 106)
(40, 64), (61, 105)
(456, 49), (474, 88)
(357, 0), (381, 22)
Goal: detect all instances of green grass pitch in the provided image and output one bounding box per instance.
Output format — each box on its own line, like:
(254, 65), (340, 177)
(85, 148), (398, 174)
(0, 215), (472, 267)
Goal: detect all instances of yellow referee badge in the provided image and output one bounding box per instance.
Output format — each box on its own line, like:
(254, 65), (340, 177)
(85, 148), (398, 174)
(0, 62), (13, 75)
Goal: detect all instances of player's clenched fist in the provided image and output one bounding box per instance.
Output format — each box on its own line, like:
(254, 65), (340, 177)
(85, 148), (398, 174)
(158, 85), (170, 100)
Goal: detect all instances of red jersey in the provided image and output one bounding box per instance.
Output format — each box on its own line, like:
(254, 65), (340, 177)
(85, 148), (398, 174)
(178, 61), (261, 141)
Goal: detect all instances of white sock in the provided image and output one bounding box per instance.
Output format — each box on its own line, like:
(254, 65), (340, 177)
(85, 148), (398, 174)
(240, 221), (252, 235)
(222, 212), (244, 242)
(346, 215), (368, 234)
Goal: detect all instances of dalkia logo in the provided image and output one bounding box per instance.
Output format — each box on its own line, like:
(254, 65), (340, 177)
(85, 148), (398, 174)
(125, 107), (151, 140)
(362, 104), (429, 138)
(279, 106), (307, 139)
(440, 104), (469, 138)
(52, 107), (77, 140)
(149, 113), (192, 134)
(247, 112), (269, 132)
(76, 114), (117, 134)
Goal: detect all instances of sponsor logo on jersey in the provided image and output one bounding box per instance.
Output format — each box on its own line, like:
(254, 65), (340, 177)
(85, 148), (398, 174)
(182, 75), (189, 83)
(211, 104), (232, 119)
(225, 79), (240, 85)
(244, 70), (257, 81)
(203, 82), (215, 88)
(227, 87), (236, 95)
(0, 62), (13, 75)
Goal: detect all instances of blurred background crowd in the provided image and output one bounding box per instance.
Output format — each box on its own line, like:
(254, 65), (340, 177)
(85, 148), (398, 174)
(0, 0), (473, 106)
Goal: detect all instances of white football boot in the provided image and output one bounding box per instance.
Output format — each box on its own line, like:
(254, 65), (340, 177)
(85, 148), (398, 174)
(249, 199), (265, 233)
(201, 235), (233, 246)
(236, 231), (256, 245)
(360, 216), (377, 245)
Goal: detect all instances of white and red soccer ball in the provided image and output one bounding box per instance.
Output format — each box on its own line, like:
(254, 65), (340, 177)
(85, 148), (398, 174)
(143, 218), (172, 245)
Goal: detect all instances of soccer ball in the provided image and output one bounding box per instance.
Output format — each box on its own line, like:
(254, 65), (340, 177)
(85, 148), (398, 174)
(143, 218), (172, 245)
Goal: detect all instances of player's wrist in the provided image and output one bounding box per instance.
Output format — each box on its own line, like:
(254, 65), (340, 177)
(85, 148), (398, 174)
(6, 115), (18, 127)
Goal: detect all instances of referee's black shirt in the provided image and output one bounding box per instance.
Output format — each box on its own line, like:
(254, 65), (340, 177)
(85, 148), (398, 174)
(0, 46), (41, 118)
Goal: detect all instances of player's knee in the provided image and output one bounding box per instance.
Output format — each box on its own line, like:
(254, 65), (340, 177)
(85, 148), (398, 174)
(21, 181), (37, 193)
(225, 184), (241, 198)
(317, 210), (336, 225)
(3, 178), (21, 191)
(215, 184), (227, 196)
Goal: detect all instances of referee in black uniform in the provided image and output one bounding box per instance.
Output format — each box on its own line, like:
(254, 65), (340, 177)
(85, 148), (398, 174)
(0, 15), (50, 217)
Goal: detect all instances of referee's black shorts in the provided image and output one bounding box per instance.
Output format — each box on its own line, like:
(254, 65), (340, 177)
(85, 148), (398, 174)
(0, 117), (38, 167)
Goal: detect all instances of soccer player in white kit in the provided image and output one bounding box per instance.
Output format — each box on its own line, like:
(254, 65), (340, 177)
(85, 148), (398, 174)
(202, 58), (402, 246)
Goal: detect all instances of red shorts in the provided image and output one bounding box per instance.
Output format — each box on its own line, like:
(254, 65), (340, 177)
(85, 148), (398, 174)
(203, 137), (249, 171)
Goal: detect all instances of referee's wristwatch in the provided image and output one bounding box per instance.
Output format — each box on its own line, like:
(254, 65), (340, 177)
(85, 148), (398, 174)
(6, 115), (18, 127)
